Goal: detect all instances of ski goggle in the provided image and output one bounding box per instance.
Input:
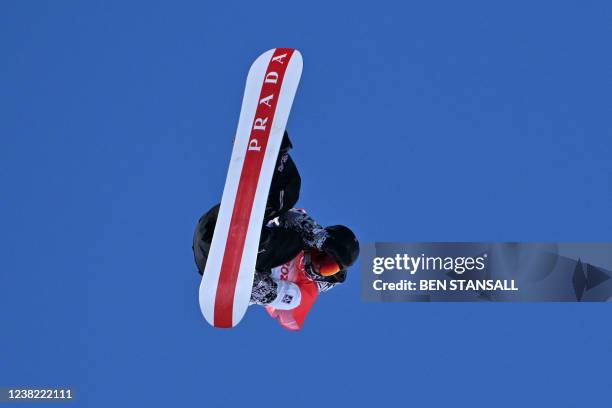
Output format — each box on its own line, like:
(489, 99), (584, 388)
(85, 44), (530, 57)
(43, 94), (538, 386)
(309, 249), (342, 277)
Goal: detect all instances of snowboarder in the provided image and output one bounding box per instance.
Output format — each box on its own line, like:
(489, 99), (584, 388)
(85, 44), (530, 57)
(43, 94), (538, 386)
(193, 131), (359, 330)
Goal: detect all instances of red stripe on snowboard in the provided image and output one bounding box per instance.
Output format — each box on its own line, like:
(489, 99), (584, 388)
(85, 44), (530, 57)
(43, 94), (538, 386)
(214, 48), (295, 327)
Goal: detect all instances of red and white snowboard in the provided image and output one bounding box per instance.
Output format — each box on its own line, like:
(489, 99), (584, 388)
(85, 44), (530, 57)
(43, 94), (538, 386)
(199, 48), (303, 328)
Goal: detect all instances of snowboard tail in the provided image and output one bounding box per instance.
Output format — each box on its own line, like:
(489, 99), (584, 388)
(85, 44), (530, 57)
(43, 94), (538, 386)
(199, 48), (303, 328)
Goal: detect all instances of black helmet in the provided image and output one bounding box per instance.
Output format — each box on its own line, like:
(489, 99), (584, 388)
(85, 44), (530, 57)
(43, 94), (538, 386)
(321, 225), (360, 269)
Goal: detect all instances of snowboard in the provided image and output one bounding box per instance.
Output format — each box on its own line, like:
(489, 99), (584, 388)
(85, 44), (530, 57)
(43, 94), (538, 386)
(199, 48), (303, 328)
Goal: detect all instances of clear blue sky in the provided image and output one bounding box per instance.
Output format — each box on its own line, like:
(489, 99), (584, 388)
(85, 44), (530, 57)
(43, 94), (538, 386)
(1, 1), (611, 406)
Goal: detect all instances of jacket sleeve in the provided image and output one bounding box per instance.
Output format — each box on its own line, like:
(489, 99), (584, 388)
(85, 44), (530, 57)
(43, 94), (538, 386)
(276, 209), (329, 250)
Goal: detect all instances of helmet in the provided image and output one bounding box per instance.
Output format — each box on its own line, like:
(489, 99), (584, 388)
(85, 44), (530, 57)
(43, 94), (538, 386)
(321, 225), (360, 269)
